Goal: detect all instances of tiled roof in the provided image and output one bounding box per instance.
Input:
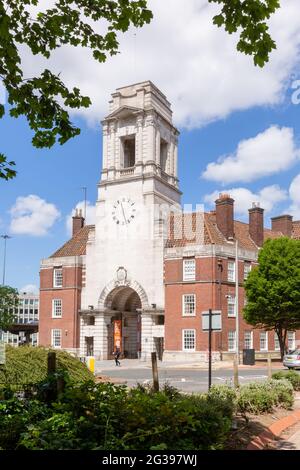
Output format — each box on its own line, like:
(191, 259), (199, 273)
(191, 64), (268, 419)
(292, 221), (300, 240)
(50, 225), (95, 258)
(166, 212), (284, 250)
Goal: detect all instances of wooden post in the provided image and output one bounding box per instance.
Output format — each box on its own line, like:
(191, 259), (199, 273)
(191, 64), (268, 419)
(233, 356), (239, 388)
(46, 352), (57, 403)
(267, 353), (272, 379)
(47, 352), (56, 375)
(151, 352), (159, 392)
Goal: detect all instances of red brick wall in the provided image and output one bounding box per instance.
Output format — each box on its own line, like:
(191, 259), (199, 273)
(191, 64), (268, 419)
(39, 266), (82, 349)
(164, 255), (291, 353)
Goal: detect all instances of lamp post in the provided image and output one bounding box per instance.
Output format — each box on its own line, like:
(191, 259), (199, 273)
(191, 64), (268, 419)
(235, 238), (239, 364)
(1, 235), (11, 286)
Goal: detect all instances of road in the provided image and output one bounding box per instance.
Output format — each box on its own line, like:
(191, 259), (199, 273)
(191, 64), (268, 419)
(97, 366), (297, 393)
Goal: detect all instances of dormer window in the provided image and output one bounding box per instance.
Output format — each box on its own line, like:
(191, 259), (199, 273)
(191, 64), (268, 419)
(122, 135), (135, 168)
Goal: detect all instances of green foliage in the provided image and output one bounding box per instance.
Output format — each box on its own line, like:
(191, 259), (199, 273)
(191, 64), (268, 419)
(208, 384), (238, 414)
(0, 381), (233, 450)
(0, 378), (295, 450)
(209, 0), (280, 66)
(244, 237), (300, 359)
(0, 0), (153, 179)
(272, 370), (300, 391)
(0, 345), (94, 384)
(237, 379), (294, 414)
(0, 285), (18, 330)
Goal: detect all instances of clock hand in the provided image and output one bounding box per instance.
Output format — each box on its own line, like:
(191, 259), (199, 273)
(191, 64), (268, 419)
(121, 203), (127, 225)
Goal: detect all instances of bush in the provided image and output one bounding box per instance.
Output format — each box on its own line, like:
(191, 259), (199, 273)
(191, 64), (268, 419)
(272, 370), (300, 391)
(237, 379), (294, 414)
(1, 382), (234, 450)
(208, 384), (238, 415)
(0, 346), (93, 385)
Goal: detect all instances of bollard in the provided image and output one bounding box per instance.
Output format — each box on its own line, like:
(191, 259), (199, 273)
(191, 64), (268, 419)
(267, 353), (272, 379)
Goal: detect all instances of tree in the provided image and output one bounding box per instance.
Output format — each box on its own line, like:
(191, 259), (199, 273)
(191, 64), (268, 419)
(244, 237), (300, 360)
(209, 0), (280, 67)
(0, 1), (280, 181)
(0, 0), (152, 180)
(0, 285), (19, 331)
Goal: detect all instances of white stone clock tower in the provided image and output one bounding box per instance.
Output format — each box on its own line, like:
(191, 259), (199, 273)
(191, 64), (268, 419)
(80, 81), (181, 360)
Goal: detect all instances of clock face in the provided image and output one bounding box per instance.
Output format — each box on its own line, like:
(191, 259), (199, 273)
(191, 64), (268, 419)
(112, 197), (136, 225)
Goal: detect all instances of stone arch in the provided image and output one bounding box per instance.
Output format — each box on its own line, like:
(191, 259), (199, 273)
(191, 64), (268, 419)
(98, 279), (149, 310)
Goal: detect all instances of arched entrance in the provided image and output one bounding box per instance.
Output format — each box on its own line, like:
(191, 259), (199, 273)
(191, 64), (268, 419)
(105, 286), (142, 359)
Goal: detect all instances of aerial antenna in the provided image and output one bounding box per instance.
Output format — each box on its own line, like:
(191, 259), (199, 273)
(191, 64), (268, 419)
(81, 187), (87, 220)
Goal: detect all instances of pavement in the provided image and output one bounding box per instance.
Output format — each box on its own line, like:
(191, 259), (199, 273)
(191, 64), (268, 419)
(96, 358), (285, 371)
(95, 359), (291, 393)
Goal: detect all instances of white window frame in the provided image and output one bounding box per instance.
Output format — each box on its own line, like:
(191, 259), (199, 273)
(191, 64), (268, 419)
(51, 329), (62, 348)
(260, 331), (268, 351)
(52, 299), (62, 318)
(183, 259), (196, 281)
(274, 333), (280, 351)
(227, 295), (236, 317)
(182, 329), (196, 351)
(288, 331), (296, 351)
(182, 294), (196, 317)
(227, 260), (235, 282)
(53, 268), (63, 288)
(228, 331), (236, 352)
(244, 262), (251, 280)
(244, 331), (253, 349)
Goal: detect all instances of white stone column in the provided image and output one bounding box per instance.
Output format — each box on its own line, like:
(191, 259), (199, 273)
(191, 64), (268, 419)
(155, 128), (161, 167)
(136, 115), (144, 163)
(141, 313), (154, 361)
(94, 312), (110, 360)
(102, 124), (108, 169)
(169, 139), (174, 176)
(173, 137), (178, 178)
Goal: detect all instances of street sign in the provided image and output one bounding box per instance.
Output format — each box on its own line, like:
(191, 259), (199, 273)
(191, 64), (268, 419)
(202, 310), (222, 331)
(0, 341), (5, 365)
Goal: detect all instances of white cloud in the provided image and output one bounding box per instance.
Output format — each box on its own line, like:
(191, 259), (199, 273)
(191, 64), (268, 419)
(202, 126), (300, 184)
(19, 284), (39, 295)
(18, 0), (300, 128)
(204, 185), (288, 216)
(10, 195), (60, 236)
(289, 173), (300, 218)
(66, 200), (96, 236)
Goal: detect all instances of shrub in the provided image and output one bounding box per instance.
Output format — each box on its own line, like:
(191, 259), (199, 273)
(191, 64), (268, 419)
(237, 379), (294, 414)
(13, 382), (233, 450)
(208, 384), (238, 415)
(0, 346), (93, 385)
(272, 370), (300, 391)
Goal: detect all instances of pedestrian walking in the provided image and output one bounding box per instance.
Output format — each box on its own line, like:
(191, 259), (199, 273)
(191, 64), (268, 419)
(114, 348), (121, 366)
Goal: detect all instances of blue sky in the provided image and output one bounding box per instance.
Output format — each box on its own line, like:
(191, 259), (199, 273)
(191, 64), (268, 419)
(1, 0), (300, 292)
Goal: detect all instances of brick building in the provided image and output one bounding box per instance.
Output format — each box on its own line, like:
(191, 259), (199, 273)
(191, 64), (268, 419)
(39, 82), (300, 361)
(163, 197), (300, 361)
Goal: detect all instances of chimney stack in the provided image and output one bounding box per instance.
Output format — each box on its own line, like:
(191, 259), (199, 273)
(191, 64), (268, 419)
(215, 194), (234, 239)
(72, 208), (85, 236)
(248, 202), (264, 247)
(271, 215), (293, 237)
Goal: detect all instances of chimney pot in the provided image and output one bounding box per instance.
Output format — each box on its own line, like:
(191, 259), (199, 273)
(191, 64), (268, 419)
(271, 214), (293, 237)
(249, 203), (264, 247)
(72, 207), (85, 236)
(215, 194), (234, 239)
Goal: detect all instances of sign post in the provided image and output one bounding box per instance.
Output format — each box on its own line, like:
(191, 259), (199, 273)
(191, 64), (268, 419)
(202, 310), (222, 391)
(208, 309), (212, 390)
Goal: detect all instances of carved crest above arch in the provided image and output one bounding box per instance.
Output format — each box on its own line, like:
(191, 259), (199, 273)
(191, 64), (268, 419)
(98, 272), (149, 310)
